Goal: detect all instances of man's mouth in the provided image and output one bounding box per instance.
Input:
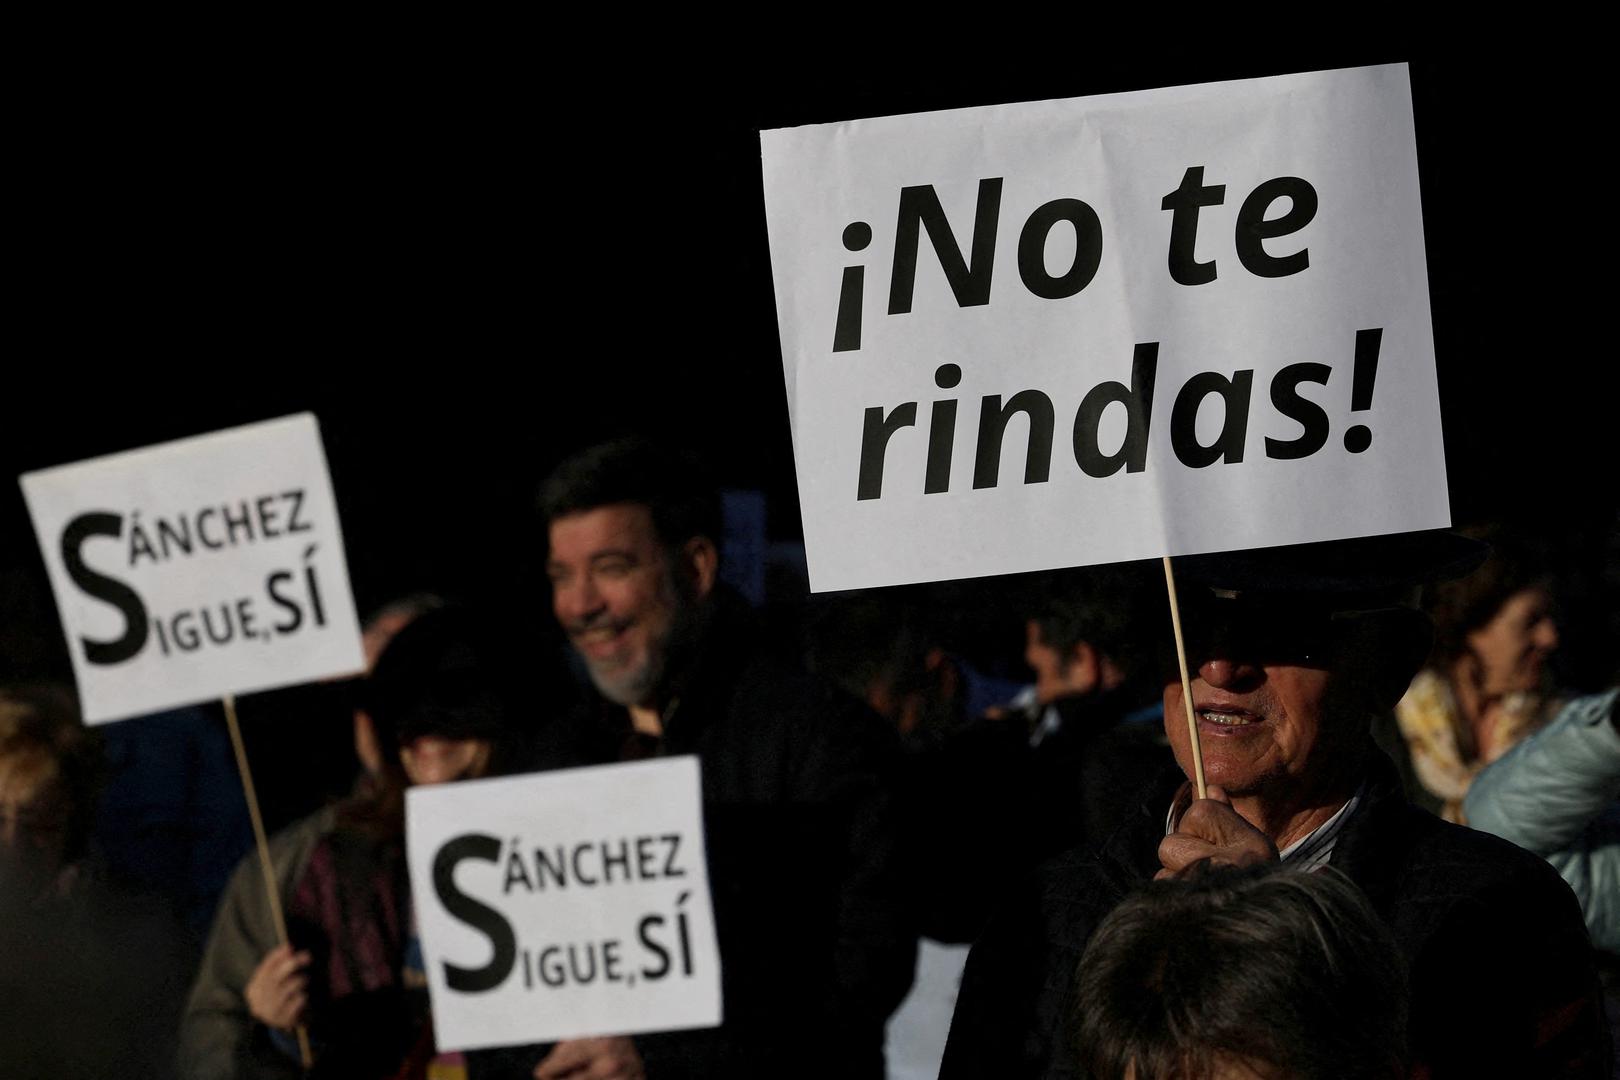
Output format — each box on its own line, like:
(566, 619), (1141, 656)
(1196, 707), (1262, 729)
(572, 622), (630, 657)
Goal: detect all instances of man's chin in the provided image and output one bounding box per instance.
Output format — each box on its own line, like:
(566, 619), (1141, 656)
(1182, 757), (1265, 797)
(586, 663), (660, 709)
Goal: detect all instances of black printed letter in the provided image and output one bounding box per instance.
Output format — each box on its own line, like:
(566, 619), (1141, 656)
(433, 833), (517, 993)
(1162, 166), (1226, 286)
(1235, 177), (1317, 278)
(888, 179), (1003, 315)
(61, 512), (148, 665)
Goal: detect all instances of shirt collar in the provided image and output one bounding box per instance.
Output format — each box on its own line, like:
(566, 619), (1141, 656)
(1163, 782), (1367, 871)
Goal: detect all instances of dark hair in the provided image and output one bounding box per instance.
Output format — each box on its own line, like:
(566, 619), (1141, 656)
(803, 593), (930, 703)
(1426, 525), (1551, 666)
(1075, 863), (1408, 1080)
(1027, 563), (1160, 683)
(538, 437), (721, 551)
(0, 684), (103, 863)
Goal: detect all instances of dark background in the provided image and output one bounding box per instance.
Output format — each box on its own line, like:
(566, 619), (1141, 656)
(6, 36), (1616, 802)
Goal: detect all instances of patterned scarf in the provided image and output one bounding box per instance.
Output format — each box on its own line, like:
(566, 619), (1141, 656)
(1394, 669), (1550, 823)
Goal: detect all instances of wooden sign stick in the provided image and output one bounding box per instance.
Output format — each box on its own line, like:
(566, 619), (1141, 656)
(1161, 557), (1208, 800)
(222, 693), (315, 1071)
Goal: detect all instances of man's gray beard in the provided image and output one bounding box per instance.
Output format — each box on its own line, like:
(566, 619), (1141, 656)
(581, 573), (701, 709)
(586, 641), (668, 708)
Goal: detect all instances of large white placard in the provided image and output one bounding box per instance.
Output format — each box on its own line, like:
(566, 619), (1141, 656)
(406, 757), (723, 1053)
(762, 64), (1449, 592)
(19, 414), (365, 723)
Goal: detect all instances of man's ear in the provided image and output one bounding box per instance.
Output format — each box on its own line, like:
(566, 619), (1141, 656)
(680, 536), (720, 601)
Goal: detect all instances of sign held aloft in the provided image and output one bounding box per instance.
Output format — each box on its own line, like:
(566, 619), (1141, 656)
(20, 413), (365, 723)
(762, 63), (1449, 592)
(406, 757), (723, 1053)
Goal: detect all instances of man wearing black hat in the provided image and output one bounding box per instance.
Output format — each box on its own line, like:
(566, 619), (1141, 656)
(939, 532), (1611, 1079)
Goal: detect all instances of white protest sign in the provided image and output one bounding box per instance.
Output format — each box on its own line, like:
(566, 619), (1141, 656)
(762, 63), (1449, 592)
(406, 757), (722, 1053)
(19, 414), (365, 724)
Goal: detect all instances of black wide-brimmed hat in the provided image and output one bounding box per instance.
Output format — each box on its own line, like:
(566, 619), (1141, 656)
(363, 606), (510, 747)
(1170, 529), (1488, 611)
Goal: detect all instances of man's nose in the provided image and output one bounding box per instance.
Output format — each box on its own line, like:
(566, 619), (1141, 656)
(1534, 617), (1560, 652)
(555, 576), (605, 622)
(1197, 656), (1264, 690)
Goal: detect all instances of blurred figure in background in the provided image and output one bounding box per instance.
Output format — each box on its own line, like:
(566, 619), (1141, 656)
(1073, 863), (1409, 1080)
(180, 600), (529, 1080)
(860, 568), (1167, 1080)
(1385, 527), (1562, 821)
(906, 564), (1169, 944)
(1466, 686), (1620, 952)
(1466, 686), (1620, 1052)
(1, 684), (190, 1079)
(0, 685), (101, 905)
(804, 592), (969, 750)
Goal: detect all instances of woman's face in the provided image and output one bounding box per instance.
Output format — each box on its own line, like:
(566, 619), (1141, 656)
(399, 736), (492, 787)
(1467, 585), (1558, 696)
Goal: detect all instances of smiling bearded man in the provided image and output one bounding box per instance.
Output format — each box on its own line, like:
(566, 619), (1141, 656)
(939, 532), (1611, 1080)
(466, 438), (914, 1080)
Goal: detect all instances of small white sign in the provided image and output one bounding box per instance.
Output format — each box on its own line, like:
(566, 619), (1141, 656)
(19, 414), (365, 724)
(406, 757), (723, 1053)
(761, 63), (1450, 591)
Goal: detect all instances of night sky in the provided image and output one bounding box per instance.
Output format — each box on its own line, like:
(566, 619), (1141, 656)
(7, 35), (1616, 703)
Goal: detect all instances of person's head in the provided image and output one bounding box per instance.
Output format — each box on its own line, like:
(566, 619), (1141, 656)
(1023, 565), (1158, 706)
(1075, 862), (1408, 1080)
(362, 607), (513, 791)
(1158, 532), (1477, 813)
(803, 591), (963, 741)
(539, 438), (722, 708)
(0, 686), (102, 903)
(352, 593), (446, 777)
(1427, 527), (1558, 699)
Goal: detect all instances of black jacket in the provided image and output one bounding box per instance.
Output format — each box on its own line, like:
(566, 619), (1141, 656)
(474, 595), (915, 1079)
(939, 749), (1611, 1079)
(904, 688), (1169, 943)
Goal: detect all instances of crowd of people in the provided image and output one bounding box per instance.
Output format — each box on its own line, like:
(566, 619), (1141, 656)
(2, 436), (1616, 1079)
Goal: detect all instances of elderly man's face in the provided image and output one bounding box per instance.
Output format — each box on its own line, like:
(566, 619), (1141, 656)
(547, 503), (690, 708)
(1161, 605), (1374, 802)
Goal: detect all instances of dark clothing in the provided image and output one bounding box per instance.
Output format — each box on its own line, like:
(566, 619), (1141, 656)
(179, 806), (334, 1080)
(1, 867), (192, 1080)
(473, 597), (915, 1080)
(179, 808), (426, 1080)
(905, 688), (1169, 943)
(284, 822), (428, 1080)
(940, 750), (1612, 1079)
(93, 705), (255, 938)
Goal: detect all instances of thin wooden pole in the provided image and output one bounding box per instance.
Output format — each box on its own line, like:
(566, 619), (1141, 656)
(1162, 556), (1208, 800)
(223, 693), (314, 1071)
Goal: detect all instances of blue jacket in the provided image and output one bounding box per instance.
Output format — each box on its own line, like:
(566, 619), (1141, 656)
(1466, 689), (1620, 954)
